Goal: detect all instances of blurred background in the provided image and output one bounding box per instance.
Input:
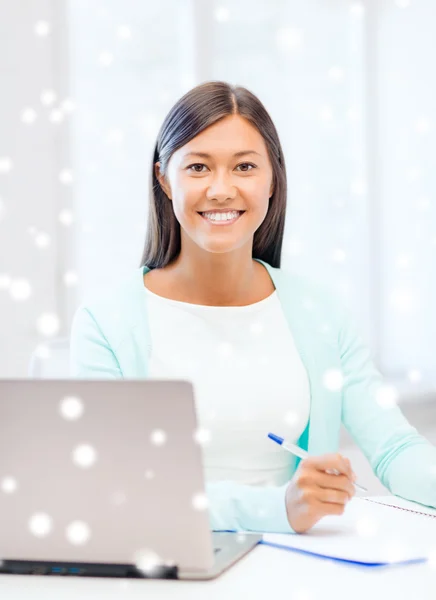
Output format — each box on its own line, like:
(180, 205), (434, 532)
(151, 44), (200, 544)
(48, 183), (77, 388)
(0, 0), (435, 491)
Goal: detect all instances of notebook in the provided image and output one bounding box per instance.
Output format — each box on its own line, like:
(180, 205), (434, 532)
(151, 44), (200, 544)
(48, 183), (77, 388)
(260, 496), (436, 567)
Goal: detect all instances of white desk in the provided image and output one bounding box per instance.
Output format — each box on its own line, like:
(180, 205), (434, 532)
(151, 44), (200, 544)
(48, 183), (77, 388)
(1, 496), (436, 600)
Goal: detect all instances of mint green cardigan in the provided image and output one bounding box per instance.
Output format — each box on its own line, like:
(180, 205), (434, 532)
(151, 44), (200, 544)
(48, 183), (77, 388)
(70, 259), (436, 533)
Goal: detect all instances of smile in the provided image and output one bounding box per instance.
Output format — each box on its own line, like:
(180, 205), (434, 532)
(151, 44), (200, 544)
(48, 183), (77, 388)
(198, 210), (245, 226)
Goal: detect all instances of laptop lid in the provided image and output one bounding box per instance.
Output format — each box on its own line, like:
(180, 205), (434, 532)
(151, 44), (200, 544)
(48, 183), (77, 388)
(0, 379), (214, 573)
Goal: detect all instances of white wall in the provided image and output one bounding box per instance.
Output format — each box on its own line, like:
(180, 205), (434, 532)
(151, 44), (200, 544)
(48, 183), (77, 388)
(1, 0), (435, 386)
(376, 0), (436, 378)
(0, 0), (71, 377)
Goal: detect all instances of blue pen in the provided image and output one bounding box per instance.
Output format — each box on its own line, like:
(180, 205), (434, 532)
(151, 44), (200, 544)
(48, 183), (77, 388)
(268, 432), (367, 493)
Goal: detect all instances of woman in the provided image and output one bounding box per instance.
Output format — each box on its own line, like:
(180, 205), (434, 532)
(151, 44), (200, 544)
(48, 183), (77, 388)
(70, 81), (436, 534)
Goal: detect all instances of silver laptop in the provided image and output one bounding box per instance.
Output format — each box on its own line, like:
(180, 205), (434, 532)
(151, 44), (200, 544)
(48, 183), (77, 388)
(0, 379), (261, 580)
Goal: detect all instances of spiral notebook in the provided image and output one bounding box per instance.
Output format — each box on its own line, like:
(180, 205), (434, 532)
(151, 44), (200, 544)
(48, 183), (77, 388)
(260, 496), (436, 567)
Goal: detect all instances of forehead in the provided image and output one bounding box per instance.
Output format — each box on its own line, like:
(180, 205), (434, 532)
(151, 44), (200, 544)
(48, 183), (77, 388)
(175, 115), (269, 159)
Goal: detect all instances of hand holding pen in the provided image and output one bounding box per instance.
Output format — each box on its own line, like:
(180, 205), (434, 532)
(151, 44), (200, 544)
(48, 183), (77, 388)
(268, 433), (367, 534)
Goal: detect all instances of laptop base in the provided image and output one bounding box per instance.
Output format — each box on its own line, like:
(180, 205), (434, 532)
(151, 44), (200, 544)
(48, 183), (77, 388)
(0, 560), (178, 579)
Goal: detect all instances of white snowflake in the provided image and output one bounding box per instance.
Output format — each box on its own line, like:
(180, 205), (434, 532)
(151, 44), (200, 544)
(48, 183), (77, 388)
(323, 369), (344, 391)
(0, 157), (13, 173)
(21, 108), (37, 124)
(36, 312), (60, 337)
(194, 428), (212, 446)
(59, 209), (74, 226)
(407, 369), (422, 383)
(40, 90), (57, 106)
(276, 27), (304, 51)
(331, 248), (347, 263)
(72, 444), (97, 468)
(59, 169), (74, 185)
(0, 273), (12, 290)
(350, 178), (367, 196)
(328, 66), (345, 82)
(49, 109), (64, 123)
(1, 477), (18, 494)
(66, 521), (91, 545)
(150, 429), (167, 446)
(60, 396), (84, 420)
(10, 278), (32, 301)
(61, 98), (76, 113)
(64, 271), (79, 287)
(284, 410), (299, 426)
(98, 52), (114, 67)
(35, 232), (51, 248)
(350, 2), (365, 17)
(375, 384), (398, 409)
(29, 513), (53, 537)
(117, 25), (132, 39)
(192, 493), (208, 511)
(34, 20), (51, 37)
(355, 516), (378, 538)
(214, 7), (230, 22)
(134, 549), (162, 574)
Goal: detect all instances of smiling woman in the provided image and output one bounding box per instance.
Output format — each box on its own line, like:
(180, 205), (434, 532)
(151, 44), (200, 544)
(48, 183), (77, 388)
(140, 81), (287, 307)
(70, 80), (436, 536)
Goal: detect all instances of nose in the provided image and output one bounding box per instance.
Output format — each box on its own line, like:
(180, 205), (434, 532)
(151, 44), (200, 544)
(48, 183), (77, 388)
(205, 171), (237, 202)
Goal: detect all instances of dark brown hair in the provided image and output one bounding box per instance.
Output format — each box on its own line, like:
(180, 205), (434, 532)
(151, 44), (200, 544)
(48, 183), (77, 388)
(140, 81), (287, 269)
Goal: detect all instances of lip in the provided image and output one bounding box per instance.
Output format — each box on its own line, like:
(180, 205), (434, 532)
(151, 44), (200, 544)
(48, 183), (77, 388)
(198, 211), (245, 226)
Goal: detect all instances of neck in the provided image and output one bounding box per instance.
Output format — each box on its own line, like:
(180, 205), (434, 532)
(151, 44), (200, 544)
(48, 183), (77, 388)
(166, 249), (259, 307)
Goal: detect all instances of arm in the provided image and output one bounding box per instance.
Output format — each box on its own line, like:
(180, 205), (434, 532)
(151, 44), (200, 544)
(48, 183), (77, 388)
(206, 480), (295, 533)
(69, 306), (123, 378)
(339, 306), (436, 508)
(70, 306), (296, 532)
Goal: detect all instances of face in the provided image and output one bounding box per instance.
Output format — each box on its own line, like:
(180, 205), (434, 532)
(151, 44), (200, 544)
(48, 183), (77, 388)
(155, 115), (275, 256)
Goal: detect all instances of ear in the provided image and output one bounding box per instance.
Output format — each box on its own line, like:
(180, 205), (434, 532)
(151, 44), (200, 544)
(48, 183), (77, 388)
(269, 178), (275, 198)
(155, 162), (172, 200)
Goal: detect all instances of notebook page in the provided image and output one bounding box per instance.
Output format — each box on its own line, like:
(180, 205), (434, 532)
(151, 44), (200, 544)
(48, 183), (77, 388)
(363, 496), (436, 517)
(262, 497), (436, 564)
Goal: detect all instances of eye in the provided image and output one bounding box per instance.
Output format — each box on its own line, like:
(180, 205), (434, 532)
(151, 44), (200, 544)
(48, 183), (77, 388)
(186, 162), (257, 173)
(236, 162), (256, 172)
(187, 163), (207, 173)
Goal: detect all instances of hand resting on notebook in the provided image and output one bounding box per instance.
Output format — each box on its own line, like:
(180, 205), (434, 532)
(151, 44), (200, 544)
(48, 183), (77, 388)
(285, 453), (357, 533)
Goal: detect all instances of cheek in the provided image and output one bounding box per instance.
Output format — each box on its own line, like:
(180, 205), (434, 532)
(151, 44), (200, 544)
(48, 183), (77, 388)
(171, 195), (197, 226)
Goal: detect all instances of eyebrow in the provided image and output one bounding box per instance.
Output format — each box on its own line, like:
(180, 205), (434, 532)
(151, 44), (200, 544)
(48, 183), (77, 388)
(183, 150), (262, 159)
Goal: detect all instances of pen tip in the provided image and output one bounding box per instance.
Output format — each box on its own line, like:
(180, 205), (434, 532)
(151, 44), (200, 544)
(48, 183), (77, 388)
(268, 433), (284, 445)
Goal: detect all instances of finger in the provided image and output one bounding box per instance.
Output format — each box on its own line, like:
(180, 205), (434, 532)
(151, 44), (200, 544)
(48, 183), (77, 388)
(314, 472), (355, 499)
(314, 499), (346, 517)
(307, 453), (354, 480)
(318, 488), (350, 506)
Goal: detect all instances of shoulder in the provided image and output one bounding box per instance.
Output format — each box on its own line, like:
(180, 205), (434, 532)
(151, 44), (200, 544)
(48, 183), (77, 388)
(269, 262), (340, 308)
(71, 267), (146, 351)
(268, 263), (348, 341)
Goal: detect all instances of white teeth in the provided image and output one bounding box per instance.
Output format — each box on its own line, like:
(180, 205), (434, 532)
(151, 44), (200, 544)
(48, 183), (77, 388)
(202, 211), (240, 221)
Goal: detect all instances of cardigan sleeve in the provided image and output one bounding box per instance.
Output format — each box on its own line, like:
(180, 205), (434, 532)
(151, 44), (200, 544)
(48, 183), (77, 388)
(338, 304), (436, 509)
(70, 305), (123, 378)
(69, 305), (296, 533)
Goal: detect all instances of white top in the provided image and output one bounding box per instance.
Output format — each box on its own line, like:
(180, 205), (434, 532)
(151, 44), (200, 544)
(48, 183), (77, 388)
(144, 286), (311, 487)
